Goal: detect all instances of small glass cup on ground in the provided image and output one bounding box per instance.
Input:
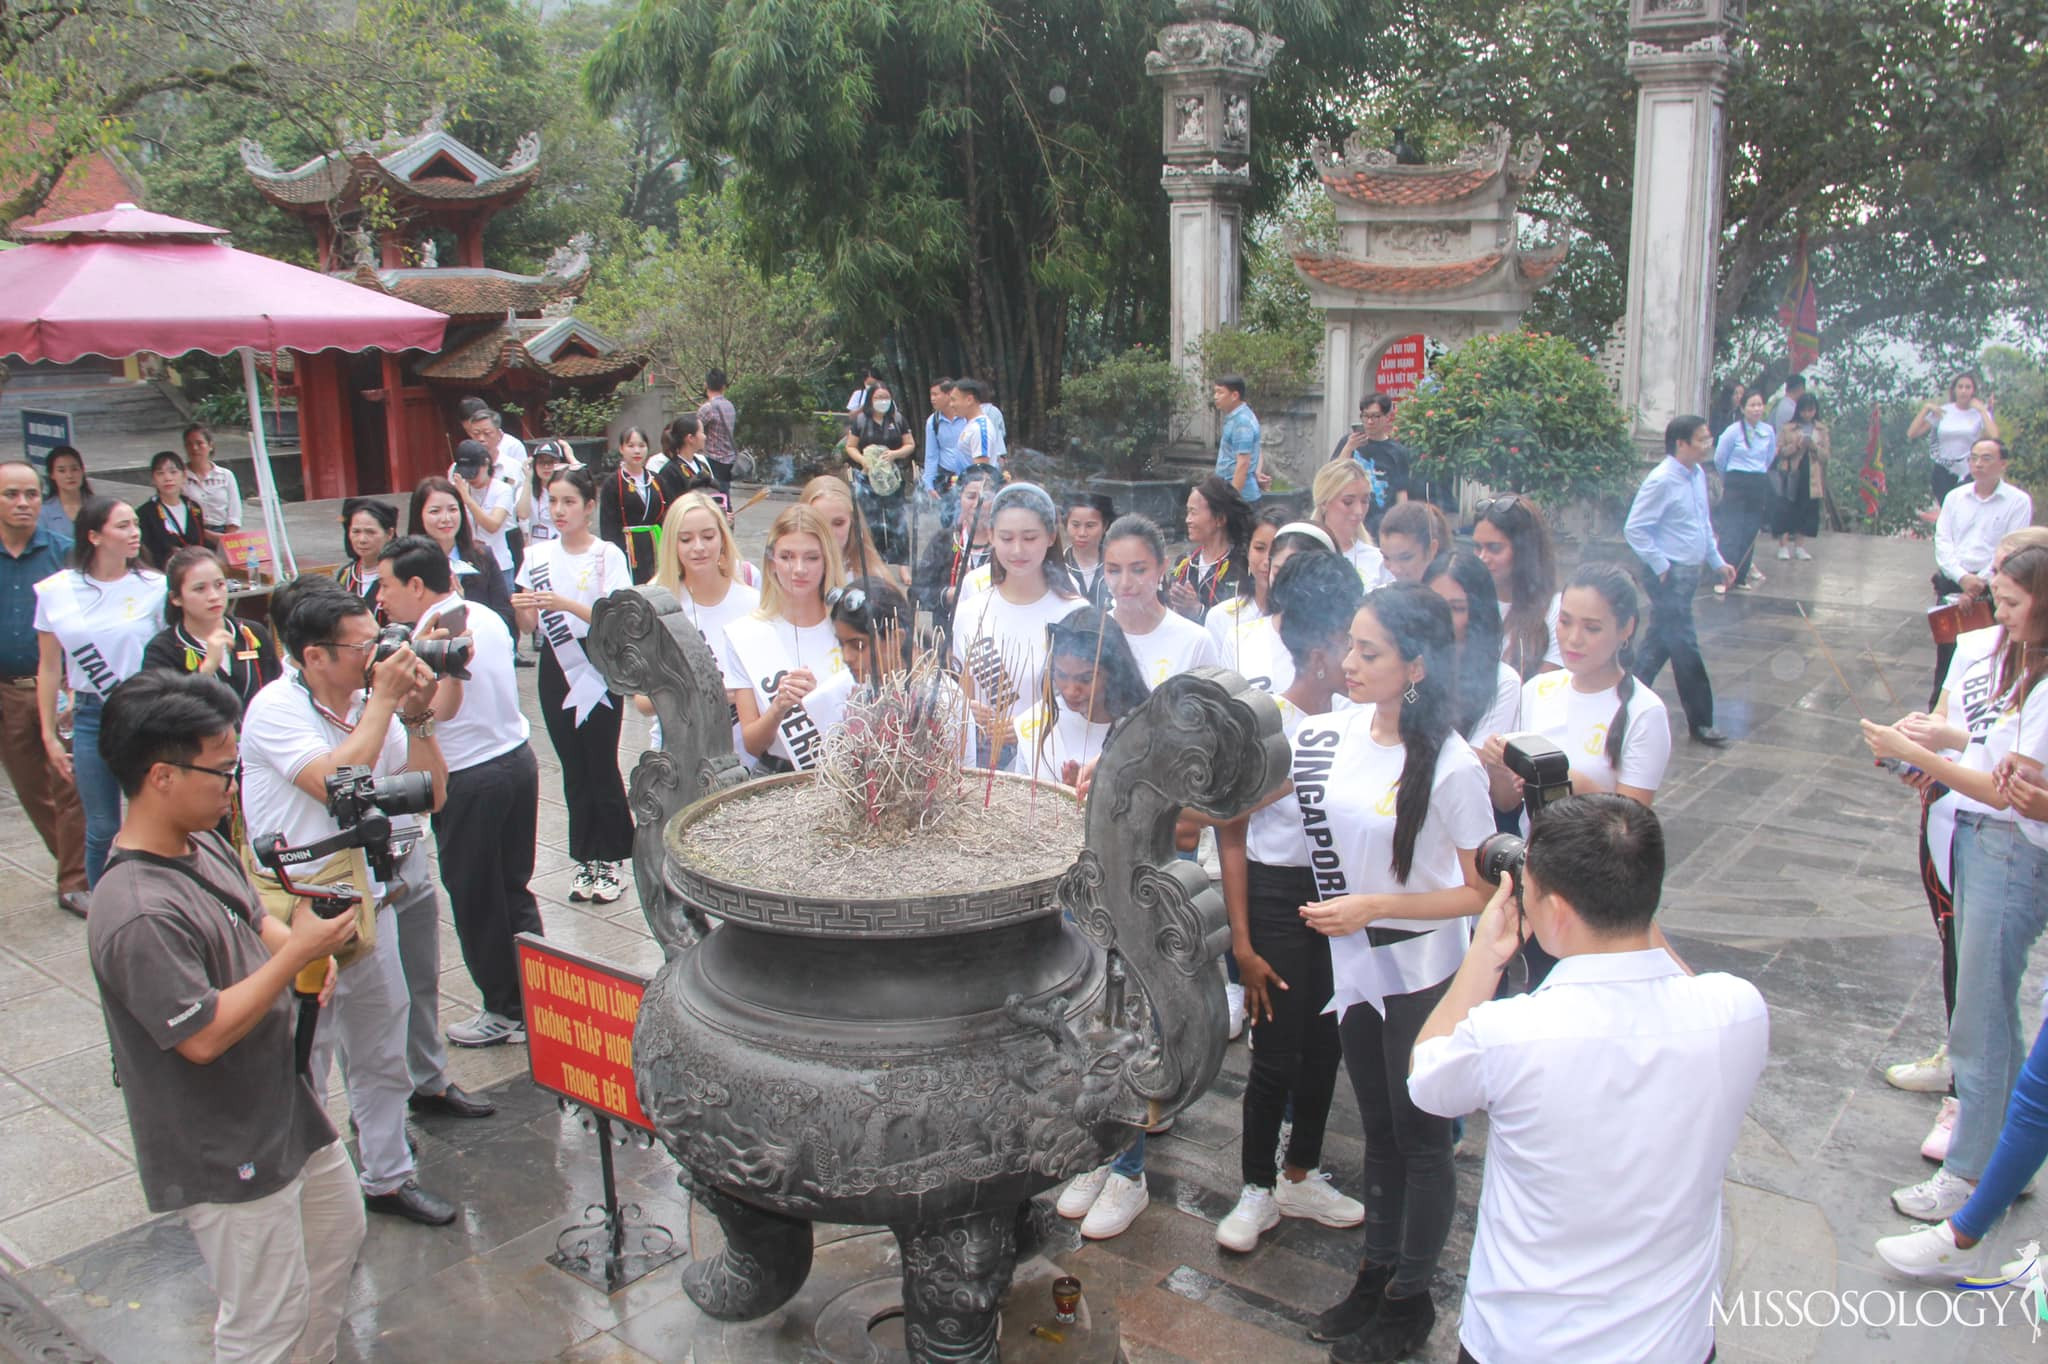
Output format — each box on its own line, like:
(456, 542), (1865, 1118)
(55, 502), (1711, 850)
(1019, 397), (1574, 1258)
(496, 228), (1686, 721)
(1052, 1275), (1082, 1324)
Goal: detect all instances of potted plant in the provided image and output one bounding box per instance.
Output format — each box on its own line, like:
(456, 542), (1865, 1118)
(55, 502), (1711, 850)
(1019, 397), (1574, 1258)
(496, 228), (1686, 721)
(1055, 344), (1196, 526)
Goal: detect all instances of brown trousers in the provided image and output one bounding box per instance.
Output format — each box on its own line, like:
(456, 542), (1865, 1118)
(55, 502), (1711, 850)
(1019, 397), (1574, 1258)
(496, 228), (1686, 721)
(0, 681), (87, 894)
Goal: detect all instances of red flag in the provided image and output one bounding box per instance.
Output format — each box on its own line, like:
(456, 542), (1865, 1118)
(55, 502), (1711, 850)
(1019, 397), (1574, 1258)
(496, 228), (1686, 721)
(1777, 231), (1820, 371)
(1858, 404), (1887, 518)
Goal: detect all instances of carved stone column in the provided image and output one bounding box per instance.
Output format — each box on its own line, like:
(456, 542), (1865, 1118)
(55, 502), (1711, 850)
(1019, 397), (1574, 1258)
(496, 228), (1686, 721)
(1619, 0), (1743, 458)
(1145, 0), (1282, 466)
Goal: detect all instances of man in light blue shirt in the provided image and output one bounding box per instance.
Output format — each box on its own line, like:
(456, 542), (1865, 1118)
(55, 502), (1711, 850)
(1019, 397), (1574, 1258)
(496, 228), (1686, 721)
(921, 379), (967, 494)
(1711, 390), (1777, 590)
(1212, 374), (1262, 501)
(1627, 415), (1737, 747)
(953, 378), (1006, 474)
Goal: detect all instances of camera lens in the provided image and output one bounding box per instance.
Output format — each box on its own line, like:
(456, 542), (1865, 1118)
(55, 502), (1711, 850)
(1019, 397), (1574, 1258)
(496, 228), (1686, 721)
(1476, 832), (1526, 886)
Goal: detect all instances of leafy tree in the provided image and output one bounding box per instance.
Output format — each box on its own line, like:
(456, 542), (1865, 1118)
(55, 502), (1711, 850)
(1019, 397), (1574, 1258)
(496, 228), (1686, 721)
(585, 0), (1379, 439)
(1346, 0), (2048, 388)
(2, 0), (492, 227)
(1053, 344), (1194, 480)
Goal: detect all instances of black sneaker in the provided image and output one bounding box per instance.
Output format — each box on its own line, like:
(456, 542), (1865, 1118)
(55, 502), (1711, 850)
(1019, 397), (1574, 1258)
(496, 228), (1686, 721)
(1329, 1287), (1434, 1363)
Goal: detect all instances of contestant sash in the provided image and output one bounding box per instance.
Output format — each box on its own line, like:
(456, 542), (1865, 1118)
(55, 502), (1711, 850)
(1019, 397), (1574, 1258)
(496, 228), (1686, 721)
(528, 553), (612, 724)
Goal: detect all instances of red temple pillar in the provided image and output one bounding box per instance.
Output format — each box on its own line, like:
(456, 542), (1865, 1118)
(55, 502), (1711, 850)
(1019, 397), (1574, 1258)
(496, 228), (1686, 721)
(293, 351), (358, 501)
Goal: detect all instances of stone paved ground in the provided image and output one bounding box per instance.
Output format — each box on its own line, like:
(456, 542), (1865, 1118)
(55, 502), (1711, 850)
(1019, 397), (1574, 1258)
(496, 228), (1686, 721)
(3, 517), (2045, 1362)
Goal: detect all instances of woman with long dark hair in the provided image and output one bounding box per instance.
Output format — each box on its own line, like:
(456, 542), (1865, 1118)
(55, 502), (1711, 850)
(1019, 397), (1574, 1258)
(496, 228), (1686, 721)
(598, 425), (681, 583)
(1770, 392), (1828, 561)
(513, 467), (635, 904)
(141, 547), (281, 710)
(1376, 498), (1451, 585)
(951, 483), (1082, 767)
(1909, 372), (2000, 507)
(137, 450), (207, 570)
(1009, 605), (1149, 785)
(1062, 493), (1116, 606)
(1472, 493), (1561, 678)
(409, 476), (517, 637)
(1205, 504), (1291, 680)
(1865, 545), (2048, 1224)
(38, 445), (91, 541)
(1295, 583), (1494, 1360)
(1423, 550), (1522, 824)
(1168, 476), (1254, 619)
(1213, 549), (1369, 1256)
(34, 496), (163, 889)
(1493, 562), (1670, 817)
(1103, 514), (1220, 689)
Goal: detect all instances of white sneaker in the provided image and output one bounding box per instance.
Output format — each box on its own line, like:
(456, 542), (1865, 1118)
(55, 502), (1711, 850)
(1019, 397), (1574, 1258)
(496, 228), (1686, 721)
(1876, 1220), (1991, 1281)
(568, 863), (597, 902)
(1794, 545), (1813, 560)
(1226, 983), (1246, 1040)
(589, 861), (625, 905)
(1216, 1184), (1280, 1252)
(1922, 1096), (1960, 1163)
(447, 1010), (525, 1048)
(1056, 1165), (1112, 1219)
(1892, 1169), (1977, 1221)
(1887, 1046), (1952, 1093)
(1080, 1173), (1148, 1240)
(1776, 544), (1792, 560)
(1274, 1169), (1365, 1228)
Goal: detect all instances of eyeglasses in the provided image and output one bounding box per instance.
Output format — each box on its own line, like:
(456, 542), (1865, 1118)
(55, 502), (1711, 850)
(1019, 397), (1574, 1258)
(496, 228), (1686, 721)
(169, 760), (239, 786)
(317, 639), (379, 656)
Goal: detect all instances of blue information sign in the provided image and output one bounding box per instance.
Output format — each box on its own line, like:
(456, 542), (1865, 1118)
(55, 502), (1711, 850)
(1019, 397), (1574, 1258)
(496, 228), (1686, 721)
(21, 409), (73, 469)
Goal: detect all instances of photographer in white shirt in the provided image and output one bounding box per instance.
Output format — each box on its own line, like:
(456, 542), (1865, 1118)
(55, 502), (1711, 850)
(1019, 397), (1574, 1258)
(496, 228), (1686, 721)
(1408, 795), (1768, 1364)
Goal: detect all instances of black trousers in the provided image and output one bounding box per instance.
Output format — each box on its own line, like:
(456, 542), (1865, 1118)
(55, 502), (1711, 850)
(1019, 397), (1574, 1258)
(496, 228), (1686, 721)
(1341, 969), (1456, 1297)
(1715, 470), (1771, 586)
(1636, 564), (1714, 731)
(537, 648), (633, 864)
(432, 742), (542, 1019)
(1241, 862), (1343, 1188)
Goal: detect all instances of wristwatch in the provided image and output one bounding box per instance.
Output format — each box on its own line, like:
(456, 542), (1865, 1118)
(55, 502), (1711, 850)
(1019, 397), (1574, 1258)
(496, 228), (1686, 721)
(400, 710), (437, 738)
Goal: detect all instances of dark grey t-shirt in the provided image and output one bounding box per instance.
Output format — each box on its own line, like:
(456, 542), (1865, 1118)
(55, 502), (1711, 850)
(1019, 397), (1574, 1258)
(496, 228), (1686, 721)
(88, 832), (336, 1212)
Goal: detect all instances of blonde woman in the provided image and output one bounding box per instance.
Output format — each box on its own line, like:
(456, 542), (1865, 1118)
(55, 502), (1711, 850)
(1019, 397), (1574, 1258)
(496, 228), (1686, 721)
(655, 491), (762, 652)
(800, 474), (907, 591)
(723, 505), (853, 773)
(1312, 460), (1390, 588)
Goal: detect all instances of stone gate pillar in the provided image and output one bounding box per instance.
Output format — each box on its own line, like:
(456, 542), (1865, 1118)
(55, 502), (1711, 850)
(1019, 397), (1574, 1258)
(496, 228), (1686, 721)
(1619, 0), (1742, 457)
(1146, 0), (1281, 463)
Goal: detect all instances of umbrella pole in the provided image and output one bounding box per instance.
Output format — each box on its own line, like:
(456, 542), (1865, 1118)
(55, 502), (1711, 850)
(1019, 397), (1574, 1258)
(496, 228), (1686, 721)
(240, 348), (297, 578)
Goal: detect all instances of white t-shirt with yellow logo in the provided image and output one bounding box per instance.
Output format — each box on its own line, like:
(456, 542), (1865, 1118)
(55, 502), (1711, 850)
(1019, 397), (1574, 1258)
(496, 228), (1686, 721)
(33, 569), (164, 697)
(1119, 608), (1221, 688)
(1517, 669), (1672, 797)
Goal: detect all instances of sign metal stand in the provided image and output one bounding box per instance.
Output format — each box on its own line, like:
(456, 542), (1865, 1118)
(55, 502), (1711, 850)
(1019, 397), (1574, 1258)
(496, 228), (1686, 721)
(546, 1099), (685, 1293)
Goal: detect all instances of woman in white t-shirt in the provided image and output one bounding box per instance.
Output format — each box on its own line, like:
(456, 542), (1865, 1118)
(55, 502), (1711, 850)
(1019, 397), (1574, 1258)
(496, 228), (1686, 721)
(1293, 583), (1493, 1355)
(1008, 606), (1149, 786)
(801, 474), (906, 593)
(1103, 515), (1221, 689)
(1205, 504), (1290, 680)
(726, 505), (853, 773)
(641, 492), (761, 759)
(1424, 550), (1522, 821)
(1311, 459), (1389, 587)
(34, 497), (164, 888)
(1375, 499), (1451, 586)
(1210, 549), (1369, 1255)
(513, 468), (634, 905)
(950, 483), (1082, 768)
(1879, 527), (2048, 1102)
(1908, 372), (2000, 504)
(1473, 493), (1563, 679)
(1864, 544), (2048, 1221)
(1491, 562), (1671, 819)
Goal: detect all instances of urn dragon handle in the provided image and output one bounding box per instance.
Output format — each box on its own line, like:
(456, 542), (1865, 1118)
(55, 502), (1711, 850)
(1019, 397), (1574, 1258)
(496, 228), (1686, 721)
(1059, 667), (1288, 1122)
(585, 586), (747, 954)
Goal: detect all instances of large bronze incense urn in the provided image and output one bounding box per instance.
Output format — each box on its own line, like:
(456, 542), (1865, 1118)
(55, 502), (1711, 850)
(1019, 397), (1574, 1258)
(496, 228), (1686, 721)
(585, 587), (1286, 1362)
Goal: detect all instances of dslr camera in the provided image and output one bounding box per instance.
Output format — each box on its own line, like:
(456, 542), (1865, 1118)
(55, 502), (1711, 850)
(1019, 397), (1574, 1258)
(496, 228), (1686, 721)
(1474, 734), (1574, 891)
(373, 621), (472, 680)
(252, 764), (435, 914)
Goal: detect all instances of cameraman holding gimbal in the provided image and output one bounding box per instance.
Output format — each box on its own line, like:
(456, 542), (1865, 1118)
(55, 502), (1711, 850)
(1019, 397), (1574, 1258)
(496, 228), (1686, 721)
(240, 579), (487, 1229)
(1406, 795), (1768, 1364)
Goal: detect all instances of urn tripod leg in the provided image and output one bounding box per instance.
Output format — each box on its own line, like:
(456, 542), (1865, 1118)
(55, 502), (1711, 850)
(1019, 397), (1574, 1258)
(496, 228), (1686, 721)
(680, 1182), (815, 1321)
(893, 1207), (1017, 1364)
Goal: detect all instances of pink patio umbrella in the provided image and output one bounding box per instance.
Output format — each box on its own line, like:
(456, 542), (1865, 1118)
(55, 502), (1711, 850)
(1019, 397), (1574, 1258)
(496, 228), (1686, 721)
(0, 202), (447, 573)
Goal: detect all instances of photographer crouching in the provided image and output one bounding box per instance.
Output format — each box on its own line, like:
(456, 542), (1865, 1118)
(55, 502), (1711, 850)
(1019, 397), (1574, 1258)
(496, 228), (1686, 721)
(375, 535), (543, 1047)
(89, 670), (364, 1363)
(1407, 794), (1769, 1364)
(241, 579), (489, 1229)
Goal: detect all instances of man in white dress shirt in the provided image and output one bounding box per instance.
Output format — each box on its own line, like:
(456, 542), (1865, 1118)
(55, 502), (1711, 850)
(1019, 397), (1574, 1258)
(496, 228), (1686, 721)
(1930, 437), (2032, 704)
(1408, 795), (1769, 1364)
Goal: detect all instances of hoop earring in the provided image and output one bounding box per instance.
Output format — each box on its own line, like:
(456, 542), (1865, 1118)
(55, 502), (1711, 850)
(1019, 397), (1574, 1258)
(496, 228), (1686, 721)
(1403, 683), (1420, 705)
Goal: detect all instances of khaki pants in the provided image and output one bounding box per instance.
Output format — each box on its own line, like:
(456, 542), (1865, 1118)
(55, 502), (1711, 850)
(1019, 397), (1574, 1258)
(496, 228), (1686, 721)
(0, 679), (85, 894)
(184, 1141), (366, 1364)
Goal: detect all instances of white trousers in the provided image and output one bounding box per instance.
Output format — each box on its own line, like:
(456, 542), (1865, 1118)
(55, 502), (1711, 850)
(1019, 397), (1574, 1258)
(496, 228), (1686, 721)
(184, 1140), (366, 1364)
(308, 904), (415, 1195)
